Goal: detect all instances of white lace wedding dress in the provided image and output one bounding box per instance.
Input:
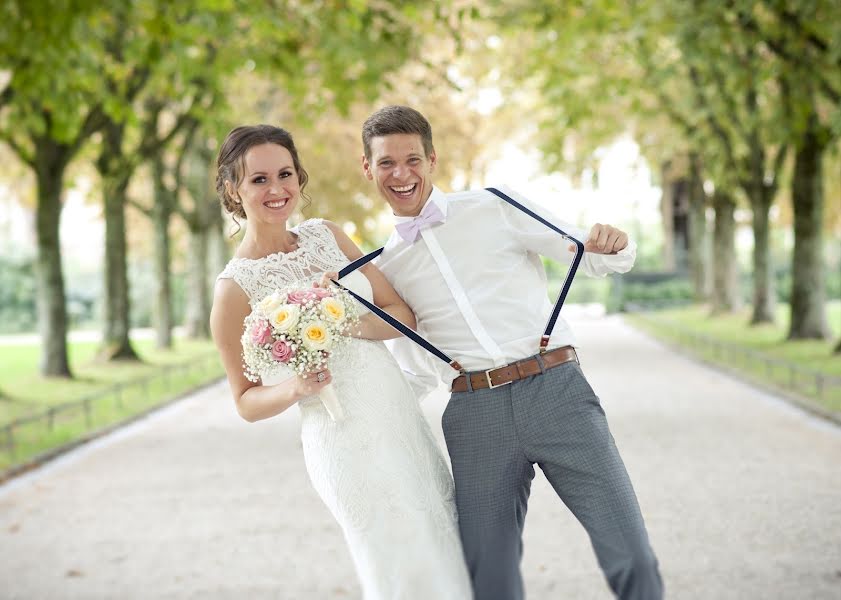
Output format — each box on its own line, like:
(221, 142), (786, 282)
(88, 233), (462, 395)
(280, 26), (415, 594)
(217, 219), (471, 599)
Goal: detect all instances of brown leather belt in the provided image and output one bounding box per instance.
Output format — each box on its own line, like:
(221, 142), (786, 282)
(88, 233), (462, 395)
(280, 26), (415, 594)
(450, 345), (579, 393)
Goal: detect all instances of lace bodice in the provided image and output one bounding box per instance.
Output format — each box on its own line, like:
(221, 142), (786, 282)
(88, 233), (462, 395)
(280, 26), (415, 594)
(217, 218), (351, 305)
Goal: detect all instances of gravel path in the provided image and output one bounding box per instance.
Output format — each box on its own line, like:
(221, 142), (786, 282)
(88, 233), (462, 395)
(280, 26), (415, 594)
(1, 311), (839, 599)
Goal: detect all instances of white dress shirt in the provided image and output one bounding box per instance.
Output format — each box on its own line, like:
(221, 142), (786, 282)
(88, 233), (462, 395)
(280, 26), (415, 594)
(376, 185), (636, 399)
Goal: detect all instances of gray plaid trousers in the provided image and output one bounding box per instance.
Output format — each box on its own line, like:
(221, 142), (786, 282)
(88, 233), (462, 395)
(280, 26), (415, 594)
(442, 360), (663, 600)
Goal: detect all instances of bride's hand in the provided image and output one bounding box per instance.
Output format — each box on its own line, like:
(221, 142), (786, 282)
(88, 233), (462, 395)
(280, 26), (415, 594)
(314, 271), (339, 289)
(294, 369), (333, 399)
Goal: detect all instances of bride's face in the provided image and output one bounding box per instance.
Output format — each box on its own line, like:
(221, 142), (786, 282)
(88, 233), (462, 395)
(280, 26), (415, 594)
(232, 143), (300, 223)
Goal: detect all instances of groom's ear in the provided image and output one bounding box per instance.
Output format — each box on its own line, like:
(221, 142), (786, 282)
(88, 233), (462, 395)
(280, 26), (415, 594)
(361, 154), (373, 180)
(429, 149), (437, 172)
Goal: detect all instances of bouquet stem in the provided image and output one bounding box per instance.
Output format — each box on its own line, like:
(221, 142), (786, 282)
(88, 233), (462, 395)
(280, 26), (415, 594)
(319, 383), (344, 422)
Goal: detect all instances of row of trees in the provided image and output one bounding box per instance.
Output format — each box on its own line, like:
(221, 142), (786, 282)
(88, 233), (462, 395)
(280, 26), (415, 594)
(2, 1), (839, 381)
(0, 0), (464, 377)
(471, 0), (839, 351)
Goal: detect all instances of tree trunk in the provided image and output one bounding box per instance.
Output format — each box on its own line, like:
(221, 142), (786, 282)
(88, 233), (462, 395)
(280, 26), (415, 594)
(710, 191), (741, 314)
(208, 206), (229, 281)
(687, 153), (709, 301)
(34, 148), (72, 377)
(97, 122), (139, 361)
(151, 155), (174, 349)
(748, 190), (775, 324)
(185, 224), (211, 339)
(836, 267), (841, 354)
(100, 175), (139, 360)
(744, 132), (776, 324)
(660, 162), (676, 272)
(182, 143), (227, 339)
(788, 111), (829, 340)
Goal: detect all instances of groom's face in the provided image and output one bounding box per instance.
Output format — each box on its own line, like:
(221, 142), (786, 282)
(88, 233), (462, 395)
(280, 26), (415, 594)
(362, 133), (436, 217)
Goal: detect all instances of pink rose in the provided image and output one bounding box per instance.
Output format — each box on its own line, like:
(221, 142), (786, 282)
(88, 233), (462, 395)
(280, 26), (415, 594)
(271, 340), (295, 363)
(311, 286), (332, 299)
(287, 289), (320, 305)
(251, 320), (273, 345)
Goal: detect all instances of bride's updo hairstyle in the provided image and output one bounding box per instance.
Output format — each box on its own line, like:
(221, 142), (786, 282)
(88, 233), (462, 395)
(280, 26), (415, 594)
(215, 124), (310, 235)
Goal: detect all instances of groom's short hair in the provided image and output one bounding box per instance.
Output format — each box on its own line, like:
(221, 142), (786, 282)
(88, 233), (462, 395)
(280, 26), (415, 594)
(362, 106), (434, 160)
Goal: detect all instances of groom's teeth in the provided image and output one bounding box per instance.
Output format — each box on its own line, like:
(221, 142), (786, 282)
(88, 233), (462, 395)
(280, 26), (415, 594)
(391, 184), (416, 195)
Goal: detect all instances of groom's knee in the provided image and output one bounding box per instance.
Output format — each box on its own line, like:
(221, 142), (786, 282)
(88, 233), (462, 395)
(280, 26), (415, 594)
(605, 549), (663, 600)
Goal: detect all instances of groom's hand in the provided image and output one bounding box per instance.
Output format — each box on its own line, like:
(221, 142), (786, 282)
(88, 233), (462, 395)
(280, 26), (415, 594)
(568, 223), (629, 254)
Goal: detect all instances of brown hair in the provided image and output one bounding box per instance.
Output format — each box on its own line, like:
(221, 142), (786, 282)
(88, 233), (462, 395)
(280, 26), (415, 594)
(361, 105), (434, 160)
(215, 125), (310, 235)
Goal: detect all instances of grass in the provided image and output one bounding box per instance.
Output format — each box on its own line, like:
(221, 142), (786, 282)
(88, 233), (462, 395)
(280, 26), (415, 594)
(624, 302), (841, 414)
(0, 336), (224, 473)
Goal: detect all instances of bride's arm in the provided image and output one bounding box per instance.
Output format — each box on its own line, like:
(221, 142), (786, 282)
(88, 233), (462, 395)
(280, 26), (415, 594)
(210, 279), (333, 422)
(322, 221), (417, 341)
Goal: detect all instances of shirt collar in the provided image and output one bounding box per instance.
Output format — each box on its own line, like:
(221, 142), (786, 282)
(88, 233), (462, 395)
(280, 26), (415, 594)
(392, 186), (448, 226)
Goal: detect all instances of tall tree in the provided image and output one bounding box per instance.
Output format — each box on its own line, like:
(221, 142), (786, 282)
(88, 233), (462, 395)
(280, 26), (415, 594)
(674, 5), (787, 324)
(0, 1), (105, 376)
(736, 1), (840, 340)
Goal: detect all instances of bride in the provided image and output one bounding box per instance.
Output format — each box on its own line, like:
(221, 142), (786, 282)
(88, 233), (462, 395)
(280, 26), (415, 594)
(210, 124), (471, 599)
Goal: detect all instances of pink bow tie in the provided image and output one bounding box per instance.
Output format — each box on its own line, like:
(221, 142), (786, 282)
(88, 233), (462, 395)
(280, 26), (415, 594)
(395, 201), (445, 243)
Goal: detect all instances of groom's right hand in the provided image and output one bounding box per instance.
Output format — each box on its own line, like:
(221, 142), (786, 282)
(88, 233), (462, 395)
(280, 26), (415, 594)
(569, 223), (629, 254)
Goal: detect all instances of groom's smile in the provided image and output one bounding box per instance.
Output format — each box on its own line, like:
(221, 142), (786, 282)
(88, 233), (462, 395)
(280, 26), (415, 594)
(363, 133), (436, 217)
(390, 183), (417, 197)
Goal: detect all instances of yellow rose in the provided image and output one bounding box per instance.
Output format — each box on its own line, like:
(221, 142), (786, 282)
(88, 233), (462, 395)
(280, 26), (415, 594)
(302, 321), (332, 351)
(270, 304), (300, 333)
(319, 297), (346, 324)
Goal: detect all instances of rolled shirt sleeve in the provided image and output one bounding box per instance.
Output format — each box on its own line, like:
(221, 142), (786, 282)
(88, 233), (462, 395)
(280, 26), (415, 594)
(495, 185), (636, 277)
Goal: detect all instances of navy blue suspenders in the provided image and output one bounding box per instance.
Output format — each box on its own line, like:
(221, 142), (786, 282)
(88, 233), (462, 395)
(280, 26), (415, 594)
(331, 188), (584, 374)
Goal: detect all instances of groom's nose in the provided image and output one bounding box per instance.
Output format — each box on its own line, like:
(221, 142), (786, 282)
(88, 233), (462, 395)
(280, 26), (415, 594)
(391, 164), (409, 180)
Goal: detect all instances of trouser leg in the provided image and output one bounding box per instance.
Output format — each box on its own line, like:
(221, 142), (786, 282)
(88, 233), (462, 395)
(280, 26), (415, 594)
(442, 386), (535, 600)
(515, 362), (663, 600)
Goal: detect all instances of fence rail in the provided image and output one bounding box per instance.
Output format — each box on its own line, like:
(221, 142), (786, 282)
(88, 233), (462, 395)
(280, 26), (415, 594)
(1, 353), (223, 463)
(629, 311), (841, 403)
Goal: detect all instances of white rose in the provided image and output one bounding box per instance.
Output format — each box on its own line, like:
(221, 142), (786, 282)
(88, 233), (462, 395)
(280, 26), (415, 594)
(259, 291), (287, 314)
(269, 304), (300, 333)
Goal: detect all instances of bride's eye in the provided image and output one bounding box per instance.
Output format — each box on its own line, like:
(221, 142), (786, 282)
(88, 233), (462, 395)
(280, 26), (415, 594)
(252, 176), (266, 183)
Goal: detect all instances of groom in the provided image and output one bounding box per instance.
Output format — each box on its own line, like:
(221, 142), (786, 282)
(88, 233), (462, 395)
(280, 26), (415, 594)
(361, 106), (662, 600)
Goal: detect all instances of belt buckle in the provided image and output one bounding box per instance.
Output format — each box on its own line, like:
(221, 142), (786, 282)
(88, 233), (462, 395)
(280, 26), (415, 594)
(485, 367), (511, 389)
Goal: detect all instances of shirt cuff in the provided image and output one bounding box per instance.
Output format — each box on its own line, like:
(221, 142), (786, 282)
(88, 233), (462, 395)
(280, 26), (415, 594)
(583, 239), (637, 277)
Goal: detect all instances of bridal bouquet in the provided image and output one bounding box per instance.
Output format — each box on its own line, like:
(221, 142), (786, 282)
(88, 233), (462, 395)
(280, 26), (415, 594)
(241, 283), (360, 422)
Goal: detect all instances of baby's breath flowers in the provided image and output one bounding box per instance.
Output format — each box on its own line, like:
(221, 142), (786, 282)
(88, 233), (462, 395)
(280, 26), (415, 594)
(241, 282), (360, 422)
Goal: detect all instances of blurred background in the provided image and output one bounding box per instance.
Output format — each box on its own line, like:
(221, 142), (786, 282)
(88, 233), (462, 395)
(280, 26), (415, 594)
(0, 0), (839, 474)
